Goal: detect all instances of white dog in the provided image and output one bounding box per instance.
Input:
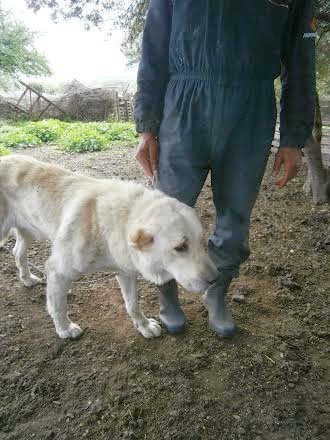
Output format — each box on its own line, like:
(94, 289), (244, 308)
(0, 155), (217, 339)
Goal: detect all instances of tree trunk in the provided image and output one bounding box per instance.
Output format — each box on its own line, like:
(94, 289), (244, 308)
(303, 93), (329, 204)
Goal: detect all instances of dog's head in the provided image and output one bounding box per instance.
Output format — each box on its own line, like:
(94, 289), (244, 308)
(128, 197), (218, 292)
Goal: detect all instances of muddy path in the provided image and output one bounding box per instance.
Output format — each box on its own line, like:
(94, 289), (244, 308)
(0, 146), (329, 440)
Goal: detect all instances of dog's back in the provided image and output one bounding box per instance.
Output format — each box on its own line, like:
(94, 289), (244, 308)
(0, 154), (148, 243)
(0, 154), (83, 195)
(0, 155), (96, 242)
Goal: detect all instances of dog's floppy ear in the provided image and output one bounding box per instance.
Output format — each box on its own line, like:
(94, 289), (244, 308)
(129, 228), (154, 250)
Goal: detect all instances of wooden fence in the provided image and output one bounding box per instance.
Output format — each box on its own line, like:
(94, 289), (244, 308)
(0, 81), (135, 122)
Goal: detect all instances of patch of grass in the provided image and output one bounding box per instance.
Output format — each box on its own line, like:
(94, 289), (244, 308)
(0, 145), (10, 156)
(0, 119), (138, 152)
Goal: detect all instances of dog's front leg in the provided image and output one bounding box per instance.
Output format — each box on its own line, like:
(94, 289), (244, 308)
(46, 259), (82, 339)
(116, 274), (161, 338)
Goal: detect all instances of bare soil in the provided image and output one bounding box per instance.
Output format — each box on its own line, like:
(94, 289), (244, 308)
(0, 146), (329, 440)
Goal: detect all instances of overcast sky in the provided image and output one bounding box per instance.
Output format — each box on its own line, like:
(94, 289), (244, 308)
(2, 0), (138, 85)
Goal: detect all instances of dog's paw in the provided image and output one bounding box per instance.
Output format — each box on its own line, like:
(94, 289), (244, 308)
(22, 274), (43, 287)
(136, 318), (162, 338)
(57, 322), (83, 339)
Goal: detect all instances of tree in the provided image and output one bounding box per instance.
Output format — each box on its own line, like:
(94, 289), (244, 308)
(303, 96), (329, 204)
(303, 0), (330, 204)
(0, 5), (50, 89)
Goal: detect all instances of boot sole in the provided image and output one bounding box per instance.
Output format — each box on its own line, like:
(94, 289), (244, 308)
(209, 322), (238, 338)
(160, 318), (186, 335)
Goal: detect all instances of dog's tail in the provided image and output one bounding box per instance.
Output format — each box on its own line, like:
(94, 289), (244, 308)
(0, 233), (10, 248)
(0, 192), (11, 247)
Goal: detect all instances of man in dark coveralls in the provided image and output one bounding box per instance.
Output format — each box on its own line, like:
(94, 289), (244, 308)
(134, 0), (316, 336)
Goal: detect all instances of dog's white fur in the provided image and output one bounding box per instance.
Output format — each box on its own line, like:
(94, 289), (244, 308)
(0, 155), (217, 339)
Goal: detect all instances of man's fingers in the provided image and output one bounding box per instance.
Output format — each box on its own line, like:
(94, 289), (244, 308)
(273, 147), (302, 189)
(289, 163), (299, 179)
(272, 153), (283, 177)
(136, 148), (153, 177)
(276, 171), (290, 189)
(277, 161), (299, 188)
(148, 139), (158, 173)
(135, 134), (158, 178)
(141, 157), (153, 177)
(276, 164), (299, 188)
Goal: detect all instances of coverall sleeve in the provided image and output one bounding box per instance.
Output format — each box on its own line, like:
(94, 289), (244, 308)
(280, 0), (316, 148)
(134, 0), (172, 134)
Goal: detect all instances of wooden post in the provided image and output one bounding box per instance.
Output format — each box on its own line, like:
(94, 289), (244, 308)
(129, 96), (134, 121)
(124, 99), (129, 121)
(115, 92), (120, 121)
(75, 92), (79, 120)
(104, 99), (108, 120)
(29, 89), (32, 114)
(16, 88), (28, 106)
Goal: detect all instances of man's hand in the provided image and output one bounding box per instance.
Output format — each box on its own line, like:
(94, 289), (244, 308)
(272, 147), (302, 189)
(136, 132), (158, 178)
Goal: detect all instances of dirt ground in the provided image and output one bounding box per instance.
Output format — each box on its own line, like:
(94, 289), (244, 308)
(0, 146), (329, 440)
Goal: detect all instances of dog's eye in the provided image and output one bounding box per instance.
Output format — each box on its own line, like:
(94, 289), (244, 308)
(174, 242), (188, 253)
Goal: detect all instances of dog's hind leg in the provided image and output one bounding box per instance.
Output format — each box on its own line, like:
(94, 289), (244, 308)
(116, 274), (162, 338)
(46, 256), (82, 339)
(12, 229), (43, 287)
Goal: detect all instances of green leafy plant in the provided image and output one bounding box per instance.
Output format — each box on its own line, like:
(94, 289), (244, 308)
(0, 127), (42, 148)
(59, 125), (107, 152)
(0, 145), (10, 156)
(25, 119), (66, 143)
(0, 119), (138, 152)
(60, 134), (105, 152)
(88, 121), (137, 144)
